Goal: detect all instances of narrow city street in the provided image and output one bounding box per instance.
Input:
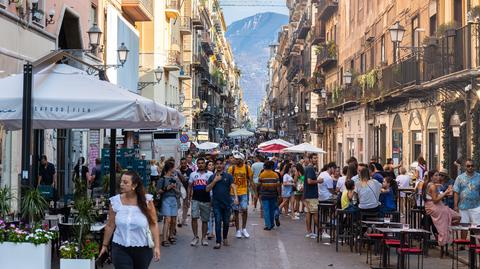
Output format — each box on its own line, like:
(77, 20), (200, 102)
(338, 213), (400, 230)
(99, 207), (453, 269)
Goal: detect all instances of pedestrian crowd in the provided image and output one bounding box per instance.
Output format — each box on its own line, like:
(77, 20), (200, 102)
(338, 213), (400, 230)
(90, 146), (480, 269)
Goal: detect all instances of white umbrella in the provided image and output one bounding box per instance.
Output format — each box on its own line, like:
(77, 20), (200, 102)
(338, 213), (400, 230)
(0, 64), (185, 130)
(195, 142), (219, 150)
(227, 128), (254, 138)
(258, 139), (294, 148)
(282, 143), (327, 154)
(257, 127), (276, 133)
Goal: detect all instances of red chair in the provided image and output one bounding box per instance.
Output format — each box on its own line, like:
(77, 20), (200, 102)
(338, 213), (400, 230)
(365, 233), (384, 265)
(396, 231), (427, 269)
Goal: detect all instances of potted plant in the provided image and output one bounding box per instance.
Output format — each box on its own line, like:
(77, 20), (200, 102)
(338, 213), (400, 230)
(0, 186), (13, 219)
(0, 221), (56, 269)
(21, 187), (48, 224)
(59, 240), (98, 269)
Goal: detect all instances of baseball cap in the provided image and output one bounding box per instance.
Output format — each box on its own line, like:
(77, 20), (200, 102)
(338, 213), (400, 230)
(233, 151), (245, 160)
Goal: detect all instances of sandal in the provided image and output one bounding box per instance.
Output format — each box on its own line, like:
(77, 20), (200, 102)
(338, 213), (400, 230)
(169, 237), (177, 244)
(161, 241), (170, 247)
(213, 243), (221, 249)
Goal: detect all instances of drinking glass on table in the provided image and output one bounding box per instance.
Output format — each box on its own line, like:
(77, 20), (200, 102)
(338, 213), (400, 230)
(403, 223), (410, 230)
(384, 217), (391, 223)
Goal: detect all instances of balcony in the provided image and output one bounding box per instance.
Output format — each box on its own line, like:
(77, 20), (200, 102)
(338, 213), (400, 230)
(311, 23), (325, 45)
(316, 42), (337, 69)
(179, 17), (192, 35)
(165, 0), (180, 20)
(327, 87), (360, 110)
(317, 105), (335, 120)
(164, 50), (181, 71)
(286, 56), (302, 81)
(296, 112), (308, 125)
(317, 0), (338, 21)
(201, 32), (214, 56)
(192, 11), (203, 28)
(179, 63), (191, 80)
(296, 12), (311, 40)
(121, 0), (153, 21)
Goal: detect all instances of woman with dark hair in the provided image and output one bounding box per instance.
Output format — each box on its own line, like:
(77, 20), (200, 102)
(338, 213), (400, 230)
(379, 177), (398, 216)
(423, 170), (460, 245)
(355, 164), (382, 215)
(293, 163), (305, 217)
(415, 156), (427, 182)
(157, 161), (181, 247)
(100, 171), (160, 268)
(279, 163), (294, 215)
(73, 157), (90, 197)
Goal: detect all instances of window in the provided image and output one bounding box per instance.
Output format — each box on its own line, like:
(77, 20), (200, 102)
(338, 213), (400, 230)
(360, 53), (366, 73)
(412, 16), (419, 49)
(429, 15), (437, 36)
(347, 138), (355, 158)
(350, 59), (354, 72)
(357, 138), (364, 162)
(380, 35), (386, 63)
(89, 5), (97, 27)
(32, 0), (45, 27)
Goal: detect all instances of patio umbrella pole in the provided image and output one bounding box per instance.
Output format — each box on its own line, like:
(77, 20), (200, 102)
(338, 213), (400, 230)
(21, 63), (33, 187)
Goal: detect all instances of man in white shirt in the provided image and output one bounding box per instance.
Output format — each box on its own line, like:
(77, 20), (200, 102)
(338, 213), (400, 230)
(318, 162), (337, 202)
(395, 167), (411, 216)
(251, 155), (265, 211)
(317, 162), (337, 240)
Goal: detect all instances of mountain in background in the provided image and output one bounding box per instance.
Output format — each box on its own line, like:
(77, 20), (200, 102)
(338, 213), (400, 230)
(226, 12), (288, 122)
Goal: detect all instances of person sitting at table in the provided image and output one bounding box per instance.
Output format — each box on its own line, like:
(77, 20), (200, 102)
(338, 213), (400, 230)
(379, 177), (397, 217)
(341, 180), (358, 213)
(355, 164), (382, 216)
(423, 169), (461, 246)
(437, 169), (455, 209)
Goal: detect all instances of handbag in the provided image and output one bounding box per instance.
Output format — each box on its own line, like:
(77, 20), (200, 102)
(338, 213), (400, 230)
(145, 228), (154, 248)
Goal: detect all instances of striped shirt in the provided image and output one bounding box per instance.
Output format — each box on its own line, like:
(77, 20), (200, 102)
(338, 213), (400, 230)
(258, 170), (280, 198)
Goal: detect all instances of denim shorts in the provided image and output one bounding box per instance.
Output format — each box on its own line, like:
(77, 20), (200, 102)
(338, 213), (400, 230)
(231, 194), (248, 212)
(161, 196), (178, 217)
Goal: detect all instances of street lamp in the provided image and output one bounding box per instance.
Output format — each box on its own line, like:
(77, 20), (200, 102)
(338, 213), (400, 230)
(179, 93), (186, 104)
(202, 100), (208, 110)
(389, 21), (406, 43)
(154, 66), (164, 82)
(294, 105), (299, 114)
(321, 88), (327, 99)
(117, 43), (129, 66)
(305, 102), (310, 111)
(87, 23), (102, 50)
(343, 70), (353, 85)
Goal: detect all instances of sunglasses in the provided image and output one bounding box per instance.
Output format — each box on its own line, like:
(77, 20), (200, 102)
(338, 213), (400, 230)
(466, 165), (474, 168)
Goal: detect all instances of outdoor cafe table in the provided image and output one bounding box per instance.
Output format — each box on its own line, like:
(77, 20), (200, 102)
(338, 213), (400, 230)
(374, 227), (430, 269)
(50, 223), (106, 232)
(362, 220), (403, 227)
(449, 225), (480, 269)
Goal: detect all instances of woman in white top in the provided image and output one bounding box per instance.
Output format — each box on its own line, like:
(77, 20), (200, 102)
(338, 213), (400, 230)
(279, 164), (295, 218)
(150, 160), (160, 184)
(100, 171), (160, 269)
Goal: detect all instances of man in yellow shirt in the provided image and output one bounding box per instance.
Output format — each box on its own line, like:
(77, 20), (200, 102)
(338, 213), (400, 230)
(228, 151), (254, 238)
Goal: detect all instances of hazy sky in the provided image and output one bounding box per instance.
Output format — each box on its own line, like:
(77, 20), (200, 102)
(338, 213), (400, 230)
(222, 6), (288, 26)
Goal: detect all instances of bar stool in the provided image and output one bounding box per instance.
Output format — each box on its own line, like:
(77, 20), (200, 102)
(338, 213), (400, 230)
(335, 209), (355, 252)
(317, 201), (336, 243)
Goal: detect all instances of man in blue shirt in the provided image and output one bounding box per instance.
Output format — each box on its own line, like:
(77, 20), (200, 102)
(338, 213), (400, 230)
(304, 153), (320, 239)
(207, 158), (238, 249)
(369, 163), (384, 184)
(454, 159), (480, 225)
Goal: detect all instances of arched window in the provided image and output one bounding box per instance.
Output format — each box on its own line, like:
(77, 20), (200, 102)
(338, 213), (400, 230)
(392, 115), (403, 163)
(427, 114), (439, 170)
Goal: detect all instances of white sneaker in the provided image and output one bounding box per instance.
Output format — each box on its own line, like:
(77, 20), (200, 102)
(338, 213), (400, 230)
(190, 237), (199, 246)
(310, 233), (318, 239)
(321, 232), (331, 239)
(292, 216), (300, 220)
(201, 239), (209, 246)
(305, 233), (314, 238)
(235, 230), (242, 238)
(242, 229), (250, 238)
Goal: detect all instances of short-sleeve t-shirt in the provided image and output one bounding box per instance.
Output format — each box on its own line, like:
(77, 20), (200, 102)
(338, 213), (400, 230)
(39, 162), (56, 185)
(208, 172), (234, 208)
(189, 170), (214, 202)
(355, 179), (382, 209)
(251, 162), (264, 184)
(282, 173), (294, 194)
(228, 164), (252, 195)
(304, 165), (318, 199)
(453, 172), (480, 210)
(318, 171), (334, 201)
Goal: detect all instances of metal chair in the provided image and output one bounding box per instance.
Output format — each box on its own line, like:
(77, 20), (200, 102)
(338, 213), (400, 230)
(335, 209), (356, 252)
(317, 201), (336, 243)
(396, 230), (427, 269)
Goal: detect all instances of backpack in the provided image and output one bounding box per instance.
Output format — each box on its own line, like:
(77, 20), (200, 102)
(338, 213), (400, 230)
(231, 165), (251, 180)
